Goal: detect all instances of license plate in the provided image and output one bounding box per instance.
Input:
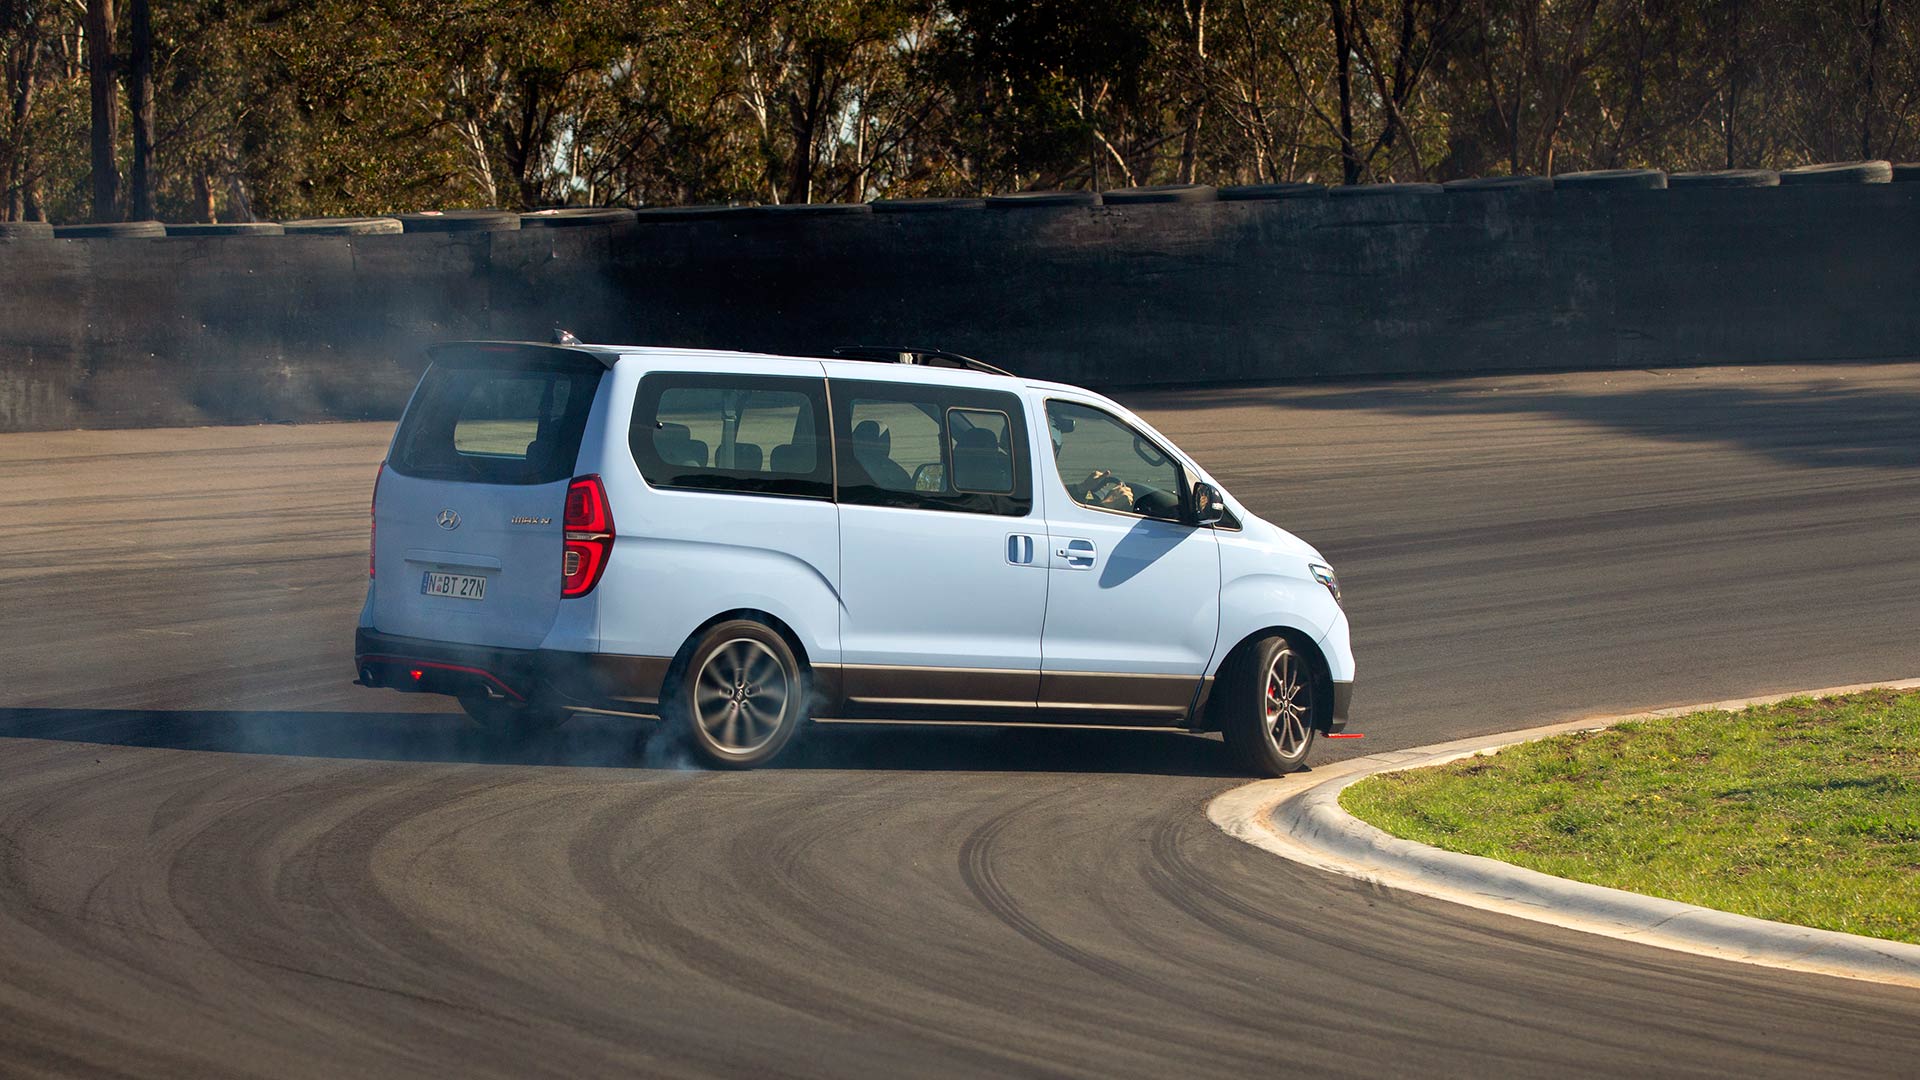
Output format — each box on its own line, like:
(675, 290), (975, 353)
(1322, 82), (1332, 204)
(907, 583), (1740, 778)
(421, 571), (487, 600)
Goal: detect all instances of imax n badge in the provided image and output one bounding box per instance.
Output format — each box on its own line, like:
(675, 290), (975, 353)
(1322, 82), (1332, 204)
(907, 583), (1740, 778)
(436, 509), (461, 531)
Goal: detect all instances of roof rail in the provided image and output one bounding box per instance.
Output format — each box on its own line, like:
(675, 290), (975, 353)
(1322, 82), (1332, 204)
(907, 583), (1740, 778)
(829, 345), (1014, 378)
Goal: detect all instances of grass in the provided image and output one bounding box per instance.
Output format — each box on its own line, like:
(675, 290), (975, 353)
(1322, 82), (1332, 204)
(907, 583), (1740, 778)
(1339, 689), (1920, 945)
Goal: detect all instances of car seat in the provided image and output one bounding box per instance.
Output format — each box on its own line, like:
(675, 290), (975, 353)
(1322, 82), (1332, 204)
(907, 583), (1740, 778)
(851, 420), (913, 489)
(950, 425), (1012, 493)
(769, 441), (815, 473)
(655, 423), (709, 468)
(720, 442), (762, 471)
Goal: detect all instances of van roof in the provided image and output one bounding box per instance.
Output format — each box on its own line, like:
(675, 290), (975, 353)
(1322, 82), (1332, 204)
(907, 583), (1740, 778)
(431, 340), (1037, 389)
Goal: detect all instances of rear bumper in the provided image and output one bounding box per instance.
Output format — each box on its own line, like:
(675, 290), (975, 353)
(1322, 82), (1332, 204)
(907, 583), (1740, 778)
(354, 629), (672, 714)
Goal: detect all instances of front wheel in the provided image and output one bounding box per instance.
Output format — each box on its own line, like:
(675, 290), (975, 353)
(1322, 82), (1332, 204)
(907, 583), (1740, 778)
(1219, 635), (1319, 777)
(671, 620), (807, 769)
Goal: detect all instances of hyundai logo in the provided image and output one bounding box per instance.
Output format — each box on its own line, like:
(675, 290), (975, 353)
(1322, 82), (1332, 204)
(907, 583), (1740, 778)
(436, 509), (461, 531)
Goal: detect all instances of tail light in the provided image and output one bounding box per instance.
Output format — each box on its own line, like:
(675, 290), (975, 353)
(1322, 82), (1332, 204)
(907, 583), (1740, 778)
(562, 474), (614, 597)
(369, 464), (383, 579)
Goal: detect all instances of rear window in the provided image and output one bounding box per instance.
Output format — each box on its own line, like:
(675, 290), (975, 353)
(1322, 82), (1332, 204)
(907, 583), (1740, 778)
(389, 353), (604, 485)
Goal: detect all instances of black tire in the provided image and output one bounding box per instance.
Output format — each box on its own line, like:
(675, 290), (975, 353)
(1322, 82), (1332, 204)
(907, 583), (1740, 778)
(1217, 182), (1325, 201)
(1668, 169), (1779, 188)
(163, 222), (286, 236)
(398, 209), (521, 233)
(282, 216), (404, 235)
(632, 204), (754, 222)
(872, 197), (988, 213)
(670, 620), (807, 769)
(1328, 182), (1443, 197)
(1442, 175), (1553, 193)
(1101, 184), (1218, 205)
(1552, 168), (1667, 190)
(986, 190), (1101, 209)
(459, 693), (571, 740)
(518, 207), (638, 228)
(53, 220), (167, 238)
(1218, 634), (1320, 777)
(1778, 160), (1892, 185)
(743, 202), (873, 217)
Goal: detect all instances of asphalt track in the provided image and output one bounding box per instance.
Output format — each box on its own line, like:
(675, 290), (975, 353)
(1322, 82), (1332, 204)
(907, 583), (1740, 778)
(3, 361), (1918, 1078)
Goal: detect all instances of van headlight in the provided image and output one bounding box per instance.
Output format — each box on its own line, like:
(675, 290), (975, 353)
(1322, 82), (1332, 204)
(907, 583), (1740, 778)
(1309, 562), (1342, 606)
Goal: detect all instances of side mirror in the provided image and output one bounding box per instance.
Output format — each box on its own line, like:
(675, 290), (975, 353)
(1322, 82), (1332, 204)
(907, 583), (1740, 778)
(1189, 481), (1225, 526)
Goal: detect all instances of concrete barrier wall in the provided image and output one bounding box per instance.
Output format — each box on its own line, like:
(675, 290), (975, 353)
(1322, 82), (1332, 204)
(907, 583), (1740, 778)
(1, 182), (1916, 432)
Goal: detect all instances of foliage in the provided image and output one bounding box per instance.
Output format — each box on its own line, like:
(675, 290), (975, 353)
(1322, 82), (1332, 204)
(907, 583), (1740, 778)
(3, 0), (1918, 221)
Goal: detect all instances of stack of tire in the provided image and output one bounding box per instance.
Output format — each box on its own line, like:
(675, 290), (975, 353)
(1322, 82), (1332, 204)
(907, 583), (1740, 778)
(4, 162), (1911, 242)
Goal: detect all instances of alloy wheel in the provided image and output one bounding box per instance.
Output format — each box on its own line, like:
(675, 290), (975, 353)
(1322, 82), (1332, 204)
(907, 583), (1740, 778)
(1265, 647), (1313, 757)
(693, 638), (791, 755)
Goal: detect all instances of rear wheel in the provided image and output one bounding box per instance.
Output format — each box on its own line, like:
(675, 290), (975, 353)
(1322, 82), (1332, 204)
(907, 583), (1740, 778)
(1219, 635), (1319, 777)
(672, 620), (807, 769)
(459, 694), (570, 740)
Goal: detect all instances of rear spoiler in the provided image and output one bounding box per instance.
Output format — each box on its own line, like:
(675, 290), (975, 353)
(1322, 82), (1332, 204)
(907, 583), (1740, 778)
(426, 340), (619, 370)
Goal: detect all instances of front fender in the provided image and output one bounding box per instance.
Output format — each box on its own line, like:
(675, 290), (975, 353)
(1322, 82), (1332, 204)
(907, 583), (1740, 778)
(1209, 571), (1344, 677)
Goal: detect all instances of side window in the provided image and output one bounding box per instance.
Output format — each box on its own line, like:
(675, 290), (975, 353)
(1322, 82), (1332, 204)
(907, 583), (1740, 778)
(947, 408), (1014, 494)
(630, 373), (832, 499)
(1046, 400), (1186, 521)
(832, 379), (1031, 516)
(845, 398), (941, 493)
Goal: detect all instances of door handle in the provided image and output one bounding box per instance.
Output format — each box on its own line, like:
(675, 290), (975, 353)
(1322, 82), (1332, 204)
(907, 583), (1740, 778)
(1055, 538), (1096, 569)
(1005, 533), (1038, 566)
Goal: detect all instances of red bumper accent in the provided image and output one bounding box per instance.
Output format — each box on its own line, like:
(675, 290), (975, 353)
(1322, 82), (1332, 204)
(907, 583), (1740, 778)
(356, 654), (526, 702)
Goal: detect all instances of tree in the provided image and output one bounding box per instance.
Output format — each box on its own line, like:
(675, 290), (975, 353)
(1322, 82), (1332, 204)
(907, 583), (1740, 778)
(930, 0), (1160, 191)
(7, 0), (1920, 222)
(1279, 0), (1465, 183)
(84, 0), (116, 220)
(1468, 0), (1602, 175)
(1, 0), (48, 219)
(127, 0), (151, 219)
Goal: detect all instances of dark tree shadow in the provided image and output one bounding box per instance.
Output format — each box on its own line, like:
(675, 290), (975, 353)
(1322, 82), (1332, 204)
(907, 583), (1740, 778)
(0, 707), (1247, 778)
(1126, 373), (1920, 472)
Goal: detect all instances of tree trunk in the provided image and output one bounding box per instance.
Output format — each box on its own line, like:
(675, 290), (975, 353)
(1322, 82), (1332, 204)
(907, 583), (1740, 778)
(1328, 0), (1358, 184)
(1860, 0), (1885, 159)
(508, 78), (545, 209)
(1178, 111), (1203, 184)
(1178, 0), (1208, 185)
(13, 21), (44, 223)
(1724, 0), (1742, 169)
(128, 0), (153, 220)
(785, 51), (828, 204)
(192, 165), (215, 223)
(225, 140), (254, 222)
(85, 0), (120, 222)
(852, 103), (866, 203)
(6, 25), (38, 221)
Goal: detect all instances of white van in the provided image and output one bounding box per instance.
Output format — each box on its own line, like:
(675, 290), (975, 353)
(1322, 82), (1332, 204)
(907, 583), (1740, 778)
(356, 342), (1354, 776)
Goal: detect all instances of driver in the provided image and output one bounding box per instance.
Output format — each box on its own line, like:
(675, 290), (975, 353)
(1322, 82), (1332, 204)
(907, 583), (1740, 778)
(1076, 469), (1136, 511)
